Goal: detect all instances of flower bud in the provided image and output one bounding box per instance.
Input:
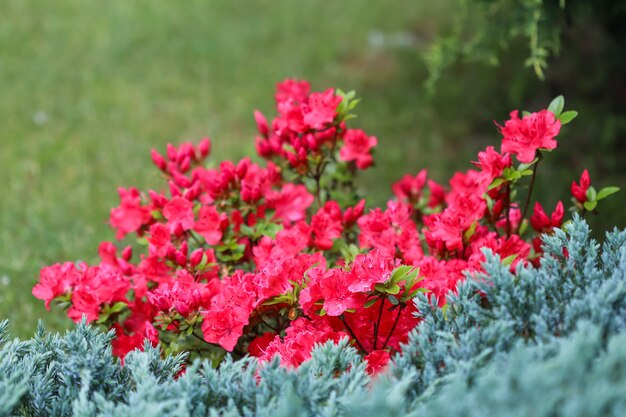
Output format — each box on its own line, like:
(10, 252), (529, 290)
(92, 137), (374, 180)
(198, 137), (211, 159)
(254, 110), (269, 137)
(180, 156), (191, 173)
(169, 180), (182, 197)
(166, 144), (178, 161)
(151, 149), (167, 171)
(179, 241), (188, 256)
(175, 251), (187, 267)
(190, 249), (204, 267)
(122, 246), (133, 261)
(172, 171), (192, 188)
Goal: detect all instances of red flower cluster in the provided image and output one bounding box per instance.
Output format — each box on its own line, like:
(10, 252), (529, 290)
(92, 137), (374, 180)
(34, 85), (617, 374)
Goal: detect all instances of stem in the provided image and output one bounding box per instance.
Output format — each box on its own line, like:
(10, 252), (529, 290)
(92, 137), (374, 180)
(314, 171), (323, 207)
(505, 184), (512, 237)
(191, 331), (213, 346)
(261, 317), (279, 332)
(381, 305), (405, 350)
(340, 314), (369, 355)
(372, 298), (385, 350)
(522, 153), (542, 219)
(188, 231), (204, 248)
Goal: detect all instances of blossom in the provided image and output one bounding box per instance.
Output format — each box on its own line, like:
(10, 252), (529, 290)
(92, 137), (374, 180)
(162, 197), (195, 232)
(194, 205), (226, 245)
(267, 184), (314, 224)
(302, 88), (341, 130)
(310, 201), (343, 250)
(530, 201), (564, 233)
(258, 317), (346, 368)
(112, 321), (159, 361)
(473, 146), (512, 186)
(364, 350), (391, 375)
(275, 79), (310, 104)
(339, 129), (378, 169)
(300, 267), (364, 317)
(347, 250), (398, 293)
(571, 169), (591, 204)
(109, 187), (152, 239)
(147, 223), (172, 257)
(392, 170), (428, 204)
(33, 262), (82, 309)
(499, 110), (561, 163)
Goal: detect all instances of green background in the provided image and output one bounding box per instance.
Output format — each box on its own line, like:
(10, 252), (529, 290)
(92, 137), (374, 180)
(1, 0), (623, 338)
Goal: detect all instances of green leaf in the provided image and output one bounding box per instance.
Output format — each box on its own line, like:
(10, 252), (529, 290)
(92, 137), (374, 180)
(583, 200), (597, 211)
(518, 157), (539, 171)
(548, 95), (564, 116)
(558, 110), (578, 125)
(464, 221), (477, 240)
(519, 219), (529, 236)
(109, 302), (127, 314)
(596, 186), (620, 201)
(390, 265), (413, 284)
(387, 283), (401, 295)
(387, 295), (399, 306)
(586, 186), (597, 202)
(363, 298), (378, 309)
(502, 254), (518, 266)
(488, 178), (505, 191)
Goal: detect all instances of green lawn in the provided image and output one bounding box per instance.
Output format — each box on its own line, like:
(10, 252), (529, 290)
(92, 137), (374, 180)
(2, 0), (623, 338)
(0, 0), (457, 337)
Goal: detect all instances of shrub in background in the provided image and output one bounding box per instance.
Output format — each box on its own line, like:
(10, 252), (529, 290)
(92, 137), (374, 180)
(31, 80), (619, 372)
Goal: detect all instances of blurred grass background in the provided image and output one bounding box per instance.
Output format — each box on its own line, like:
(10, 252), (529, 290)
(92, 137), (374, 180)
(1, 0), (624, 338)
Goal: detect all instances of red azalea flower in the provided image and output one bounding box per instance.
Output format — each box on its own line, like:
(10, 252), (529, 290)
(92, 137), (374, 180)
(33, 262), (82, 309)
(473, 146), (512, 186)
(275, 79), (310, 104)
(571, 169), (591, 204)
(392, 170), (428, 204)
(194, 205), (226, 245)
(499, 110), (561, 163)
(339, 129), (378, 169)
(530, 201), (564, 233)
(311, 201), (343, 250)
(162, 197), (195, 233)
(302, 88), (341, 130)
(364, 350), (391, 375)
(109, 187), (152, 239)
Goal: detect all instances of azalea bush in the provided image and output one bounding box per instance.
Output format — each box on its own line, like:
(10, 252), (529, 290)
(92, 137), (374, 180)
(8, 218), (626, 416)
(33, 80), (619, 372)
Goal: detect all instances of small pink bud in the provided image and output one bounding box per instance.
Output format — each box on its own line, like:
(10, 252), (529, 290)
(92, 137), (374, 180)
(149, 190), (167, 207)
(184, 183), (201, 200)
(175, 251), (187, 267)
(255, 137), (271, 157)
(169, 181), (182, 197)
(180, 156), (191, 173)
(190, 249), (203, 267)
(122, 246), (133, 261)
(179, 241), (188, 256)
(151, 149), (167, 171)
(198, 137), (211, 158)
(172, 171), (192, 188)
(254, 110), (269, 137)
(236, 159), (249, 179)
(166, 144), (178, 161)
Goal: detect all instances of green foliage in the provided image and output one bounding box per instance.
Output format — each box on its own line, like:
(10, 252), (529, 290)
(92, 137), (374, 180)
(425, 0), (567, 89)
(2, 217), (626, 416)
